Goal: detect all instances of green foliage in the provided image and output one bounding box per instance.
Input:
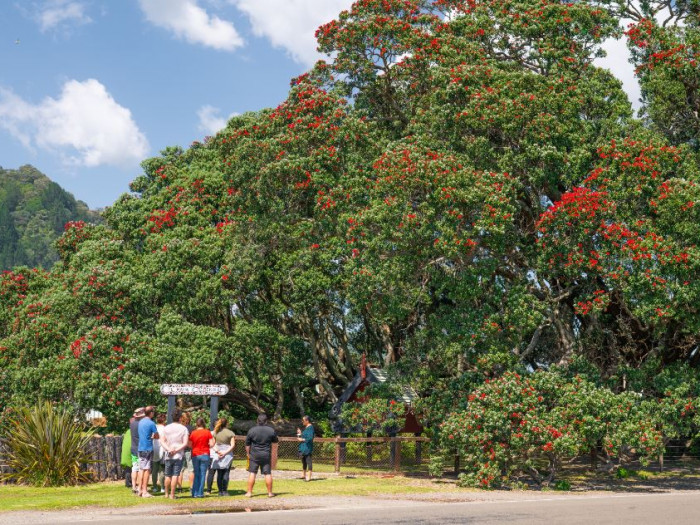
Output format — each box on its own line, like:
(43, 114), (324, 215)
(616, 467), (630, 479)
(0, 165), (100, 270)
(427, 454), (445, 478)
(1, 401), (96, 486)
(438, 371), (665, 487)
(0, 0), (699, 448)
(340, 384), (407, 435)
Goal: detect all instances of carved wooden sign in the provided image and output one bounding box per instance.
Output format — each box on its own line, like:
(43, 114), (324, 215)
(160, 384), (228, 396)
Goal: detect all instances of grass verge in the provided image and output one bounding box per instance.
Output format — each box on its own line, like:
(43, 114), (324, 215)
(0, 476), (444, 513)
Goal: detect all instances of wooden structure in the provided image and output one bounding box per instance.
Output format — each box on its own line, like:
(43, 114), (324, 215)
(329, 355), (423, 434)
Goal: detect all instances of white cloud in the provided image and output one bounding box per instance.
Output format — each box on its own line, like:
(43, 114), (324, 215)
(595, 34), (642, 112)
(138, 0), (243, 51)
(0, 79), (149, 167)
(230, 0), (353, 66)
(36, 0), (92, 32)
(197, 105), (238, 135)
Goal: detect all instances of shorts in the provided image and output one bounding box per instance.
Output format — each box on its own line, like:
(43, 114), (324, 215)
(248, 456), (271, 475)
(131, 454), (141, 472)
(301, 453), (313, 471)
(138, 450), (153, 471)
(164, 459), (183, 477)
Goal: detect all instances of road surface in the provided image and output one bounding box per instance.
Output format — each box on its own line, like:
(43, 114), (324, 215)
(5, 491), (700, 525)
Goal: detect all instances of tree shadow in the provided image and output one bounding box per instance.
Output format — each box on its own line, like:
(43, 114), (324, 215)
(561, 462), (700, 493)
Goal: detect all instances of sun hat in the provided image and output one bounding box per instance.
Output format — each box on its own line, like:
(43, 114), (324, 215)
(133, 407), (146, 418)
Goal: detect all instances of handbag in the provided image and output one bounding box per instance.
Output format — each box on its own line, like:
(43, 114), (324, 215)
(210, 444), (233, 469)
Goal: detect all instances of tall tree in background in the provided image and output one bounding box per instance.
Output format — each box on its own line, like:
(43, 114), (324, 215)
(0, 0), (698, 432)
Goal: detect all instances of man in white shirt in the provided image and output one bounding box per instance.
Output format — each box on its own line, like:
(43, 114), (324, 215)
(161, 409), (190, 500)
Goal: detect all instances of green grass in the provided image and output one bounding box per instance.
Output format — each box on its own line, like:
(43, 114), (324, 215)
(248, 458), (424, 475)
(0, 476), (445, 513)
(0, 483), (149, 512)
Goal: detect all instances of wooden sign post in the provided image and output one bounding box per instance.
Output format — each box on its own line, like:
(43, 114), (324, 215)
(160, 383), (229, 430)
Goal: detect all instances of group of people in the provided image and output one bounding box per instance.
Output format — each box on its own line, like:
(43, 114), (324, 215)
(121, 407), (315, 498)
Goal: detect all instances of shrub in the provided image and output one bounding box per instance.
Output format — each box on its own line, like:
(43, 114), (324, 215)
(616, 467), (630, 479)
(438, 371), (663, 488)
(339, 384), (407, 435)
(1, 402), (96, 486)
(554, 480), (571, 491)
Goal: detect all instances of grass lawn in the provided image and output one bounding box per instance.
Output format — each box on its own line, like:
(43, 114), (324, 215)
(241, 458), (426, 475)
(0, 476), (447, 513)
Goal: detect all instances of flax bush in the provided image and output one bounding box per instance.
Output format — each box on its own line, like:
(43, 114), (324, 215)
(1, 402), (96, 486)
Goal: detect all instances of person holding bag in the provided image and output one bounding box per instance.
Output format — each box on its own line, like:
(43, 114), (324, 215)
(208, 417), (235, 496)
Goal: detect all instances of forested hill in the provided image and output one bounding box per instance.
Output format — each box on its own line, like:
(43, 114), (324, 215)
(0, 165), (101, 270)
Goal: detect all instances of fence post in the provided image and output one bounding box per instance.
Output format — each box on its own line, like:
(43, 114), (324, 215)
(659, 452), (664, 471)
(334, 436), (341, 473)
(415, 433), (422, 464)
(271, 442), (278, 470)
(105, 435), (116, 480)
(454, 453), (460, 474)
(393, 437), (402, 472)
(389, 432), (397, 468)
(366, 431), (373, 464)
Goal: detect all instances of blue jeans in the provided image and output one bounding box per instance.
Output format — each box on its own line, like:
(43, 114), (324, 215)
(191, 454), (209, 497)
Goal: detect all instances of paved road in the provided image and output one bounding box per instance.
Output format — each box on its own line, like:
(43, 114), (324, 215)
(15, 491), (700, 525)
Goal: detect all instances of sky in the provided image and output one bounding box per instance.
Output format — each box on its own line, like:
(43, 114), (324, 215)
(0, 0), (640, 209)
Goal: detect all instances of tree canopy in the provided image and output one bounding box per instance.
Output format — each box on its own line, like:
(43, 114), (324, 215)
(0, 0), (698, 449)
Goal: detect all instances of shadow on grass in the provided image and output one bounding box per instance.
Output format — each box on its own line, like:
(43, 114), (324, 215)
(221, 489), (247, 497)
(245, 492), (290, 498)
(547, 462), (700, 493)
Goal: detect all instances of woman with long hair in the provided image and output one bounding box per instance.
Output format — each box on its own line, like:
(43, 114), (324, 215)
(188, 417), (214, 498)
(208, 417), (235, 496)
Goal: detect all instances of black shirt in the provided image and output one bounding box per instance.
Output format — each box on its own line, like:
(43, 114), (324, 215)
(245, 424), (279, 460)
(129, 418), (140, 456)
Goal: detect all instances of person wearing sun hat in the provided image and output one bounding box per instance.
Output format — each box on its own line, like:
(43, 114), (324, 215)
(130, 407), (145, 493)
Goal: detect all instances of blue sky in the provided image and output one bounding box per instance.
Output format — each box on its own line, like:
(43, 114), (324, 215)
(0, 0), (638, 209)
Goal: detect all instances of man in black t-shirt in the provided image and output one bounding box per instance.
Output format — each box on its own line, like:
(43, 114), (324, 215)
(129, 408), (145, 494)
(245, 413), (279, 497)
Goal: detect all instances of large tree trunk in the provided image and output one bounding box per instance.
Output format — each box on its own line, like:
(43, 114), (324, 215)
(292, 385), (306, 416)
(380, 323), (398, 365)
(302, 314), (338, 403)
(225, 388), (267, 414)
(272, 370), (284, 421)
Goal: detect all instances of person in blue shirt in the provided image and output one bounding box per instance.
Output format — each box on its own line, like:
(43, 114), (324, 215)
(296, 415), (315, 482)
(137, 406), (159, 498)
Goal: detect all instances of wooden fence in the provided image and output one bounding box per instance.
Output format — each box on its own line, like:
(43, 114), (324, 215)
(269, 436), (430, 473)
(84, 435), (127, 481)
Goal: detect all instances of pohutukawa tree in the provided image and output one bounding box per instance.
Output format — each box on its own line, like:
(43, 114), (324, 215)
(0, 1), (698, 476)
